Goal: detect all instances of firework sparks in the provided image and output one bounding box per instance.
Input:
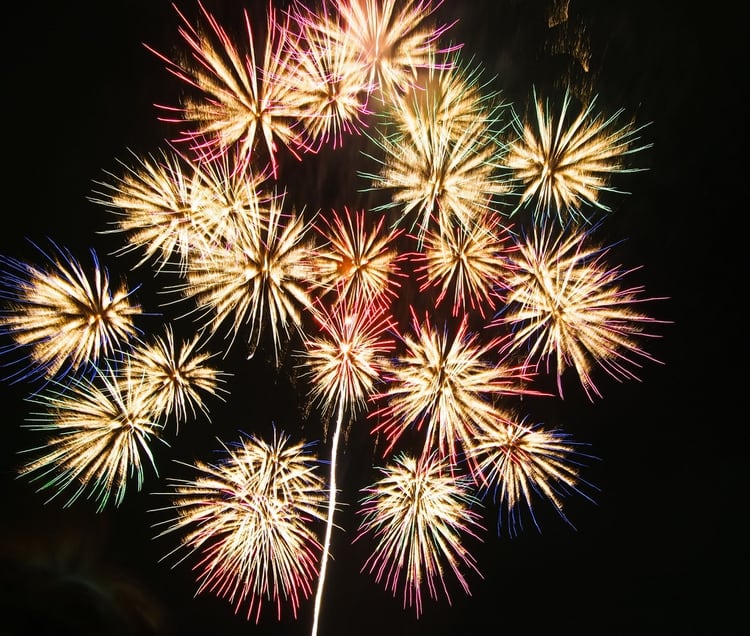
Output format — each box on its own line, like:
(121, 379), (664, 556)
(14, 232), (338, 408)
(505, 87), (651, 225)
(371, 309), (543, 467)
(19, 363), (166, 511)
(494, 223), (667, 400)
(361, 53), (510, 244)
(122, 325), (229, 433)
(176, 188), (316, 364)
(466, 410), (595, 536)
(0, 241), (141, 383)
(312, 207), (404, 306)
(355, 451), (484, 616)
(0, 1), (671, 630)
(147, 2), (312, 177)
(186, 155), (272, 255)
(152, 429), (327, 623)
(413, 210), (514, 318)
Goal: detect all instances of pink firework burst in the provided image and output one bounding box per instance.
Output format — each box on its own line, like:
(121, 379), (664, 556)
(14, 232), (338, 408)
(153, 429), (327, 623)
(309, 0), (459, 102)
(286, 0), (374, 149)
(147, 2), (315, 177)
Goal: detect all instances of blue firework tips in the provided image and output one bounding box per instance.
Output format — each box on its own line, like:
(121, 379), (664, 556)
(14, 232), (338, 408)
(466, 412), (599, 537)
(0, 239), (142, 385)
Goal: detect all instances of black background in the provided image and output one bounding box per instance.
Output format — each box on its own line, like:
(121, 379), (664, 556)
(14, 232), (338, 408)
(0, 2), (736, 634)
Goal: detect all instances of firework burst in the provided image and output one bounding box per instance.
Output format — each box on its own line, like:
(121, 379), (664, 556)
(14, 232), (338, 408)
(370, 309), (543, 468)
(361, 53), (510, 244)
(19, 363), (166, 511)
(312, 207), (404, 306)
(413, 210), (514, 318)
(179, 151), (270, 255)
(300, 297), (396, 422)
(122, 325), (229, 432)
(286, 1), (372, 149)
(505, 87), (651, 225)
(176, 188), (315, 364)
(0, 1), (672, 630)
(92, 148), (269, 274)
(91, 148), (203, 274)
(466, 410), (595, 536)
(308, 0), (458, 103)
(147, 2), (312, 177)
(493, 223), (666, 400)
(355, 451), (484, 616)
(152, 429), (327, 623)
(0, 241), (141, 383)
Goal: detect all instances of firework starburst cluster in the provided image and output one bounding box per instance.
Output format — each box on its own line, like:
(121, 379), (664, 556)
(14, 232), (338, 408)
(0, 0), (668, 630)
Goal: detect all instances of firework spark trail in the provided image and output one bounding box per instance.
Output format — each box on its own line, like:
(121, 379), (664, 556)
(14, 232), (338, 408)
(122, 325), (229, 433)
(312, 207), (404, 306)
(153, 429), (327, 623)
(19, 363), (166, 511)
(309, 398), (341, 636)
(466, 410), (596, 536)
(370, 308), (545, 470)
(146, 2), (314, 178)
(176, 187), (316, 364)
(355, 450), (484, 617)
(493, 222), (667, 400)
(505, 87), (651, 225)
(298, 297), (395, 636)
(0, 240), (141, 383)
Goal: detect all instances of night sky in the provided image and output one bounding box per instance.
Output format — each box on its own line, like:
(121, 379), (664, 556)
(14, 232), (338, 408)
(0, 2), (735, 634)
